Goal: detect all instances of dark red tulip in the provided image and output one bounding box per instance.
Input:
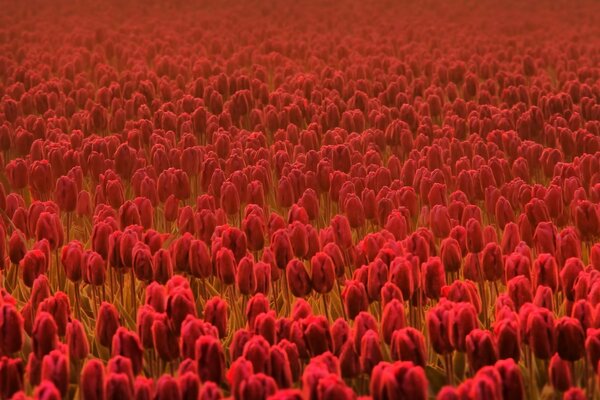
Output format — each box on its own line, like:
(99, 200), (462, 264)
(533, 253), (559, 292)
(66, 319), (89, 361)
(549, 353), (572, 392)
(96, 302), (120, 349)
(342, 280), (369, 320)
(41, 350), (69, 397)
(466, 329), (498, 372)
(80, 359), (105, 400)
(423, 256), (446, 299)
(526, 307), (555, 360)
(427, 300), (455, 355)
(311, 252), (335, 294)
(449, 302), (479, 352)
(555, 317), (585, 362)
(196, 335), (225, 383)
(286, 259), (312, 298)
(390, 327), (427, 367)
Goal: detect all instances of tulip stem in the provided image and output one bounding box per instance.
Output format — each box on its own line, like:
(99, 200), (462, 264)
(336, 279), (347, 320)
(444, 353), (453, 385)
(74, 281), (82, 320)
(130, 267), (137, 311)
(322, 294), (331, 321)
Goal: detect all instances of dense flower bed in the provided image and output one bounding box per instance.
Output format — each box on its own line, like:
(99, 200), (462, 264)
(1, 0), (600, 398)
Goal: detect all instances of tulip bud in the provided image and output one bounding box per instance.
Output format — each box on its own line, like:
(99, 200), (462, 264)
(423, 256), (446, 299)
(382, 299), (406, 344)
(390, 327), (427, 367)
(311, 252), (335, 294)
(66, 319), (89, 361)
(449, 302), (479, 352)
(427, 300), (455, 355)
(34, 380), (62, 400)
(549, 353), (572, 392)
(105, 372), (134, 400)
(32, 312), (59, 359)
(533, 253), (559, 292)
(303, 316), (333, 357)
(61, 240), (84, 282)
(152, 313), (179, 362)
(196, 335), (225, 383)
(271, 229), (293, 270)
(0, 357), (24, 399)
(80, 359), (105, 400)
(481, 243), (503, 282)
(41, 349), (69, 396)
(189, 239), (211, 280)
(526, 307), (555, 360)
(342, 280), (368, 320)
(286, 259), (312, 298)
(96, 302), (120, 349)
(555, 317), (585, 362)
(54, 176), (78, 213)
(466, 329), (498, 372)
(466, 218), (484, 253)
(152, 249), (173, 284)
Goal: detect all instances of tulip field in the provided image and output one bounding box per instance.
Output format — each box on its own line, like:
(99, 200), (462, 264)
(2, 0), (600, 398)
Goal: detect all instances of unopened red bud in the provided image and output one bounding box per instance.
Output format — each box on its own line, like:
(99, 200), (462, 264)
(549, 353), (572, 392)
(96, 302), (120, 349)
(466, 329), (498, 372)
(41, 350), (68, 397)
(390, 327), (427, 367)
(66, 319), (89, 361)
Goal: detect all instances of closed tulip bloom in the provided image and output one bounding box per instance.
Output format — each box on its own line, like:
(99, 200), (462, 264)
(390, 327), (427, 367)
(151, 313), (179, 362)
(481, 242), (503, 282)
(526, 307), (555, 360)
(533, 285), (554, 311)
(270, 229), (293, 271)
(493, 316), (520, 362)
(575, 200), (600, 241)
(389, 256), (415, 300)
(6, 159), (28, 190)
(243, 214), (265, 252)
(427, 300), (455, 355)
(196, 335), (225, 383)
(152, 249), (173, 284)
(269, 344), (293, 389)
(111, 327), (143, 376)
(83, 250), (106, 286)
(54, 176), (78, 213)
(246, 293), (270, 330)
(466, 218), (484, 254)
(554, 317), (584, 362)
(342, 280), (369, 320)
(134, 376), (154, 400)
(449, 302), (479, 352)
(154, 375), (181, 400)
(40, 349), (69, 397)
(96, 302), (120, 349)
(501, 223), (521, 255)
(331, 215), (353, 249)
(367, 258), (388, 302)
(533, 253), (559, 292)
(549, 353), (572, 392)
(286, 259), (312, 298)
(237, 254), (257, 296)
(441, 238), (462, 273)
(80, 359), (105, 400)
(533, 221), (558, 256)
(466, 329), (498, 372)
(381, 299), (406, 344)
(423, 256), (446, 299)
(189, 239), (211, 279)
(32, 312), (59, 359)
(20, 250), (47, 287)
(504, 252), (531, 282)
(60, 240), (84, 282)
(303, 315), (333, 357)
(0, 357), (23, 399)
(430, 205), (452, 239)
(204, 296), (228, 339)
(359, 330), (383, 374)
(105, 372), (134, 400)
(0, 303), (23, 356)
(132, 242), (153, 283)
(508, 275), (533, 311)
(66, 319), (89, 361)
(311, 252), (335, 294)
(34, 380), (62, 400)
(8, 230), (27, 266)
(345, 194), (365, 229)
(494, 359), (524, 400)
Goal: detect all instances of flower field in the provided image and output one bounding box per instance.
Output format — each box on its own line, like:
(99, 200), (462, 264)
(1, 0), (600, 398)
